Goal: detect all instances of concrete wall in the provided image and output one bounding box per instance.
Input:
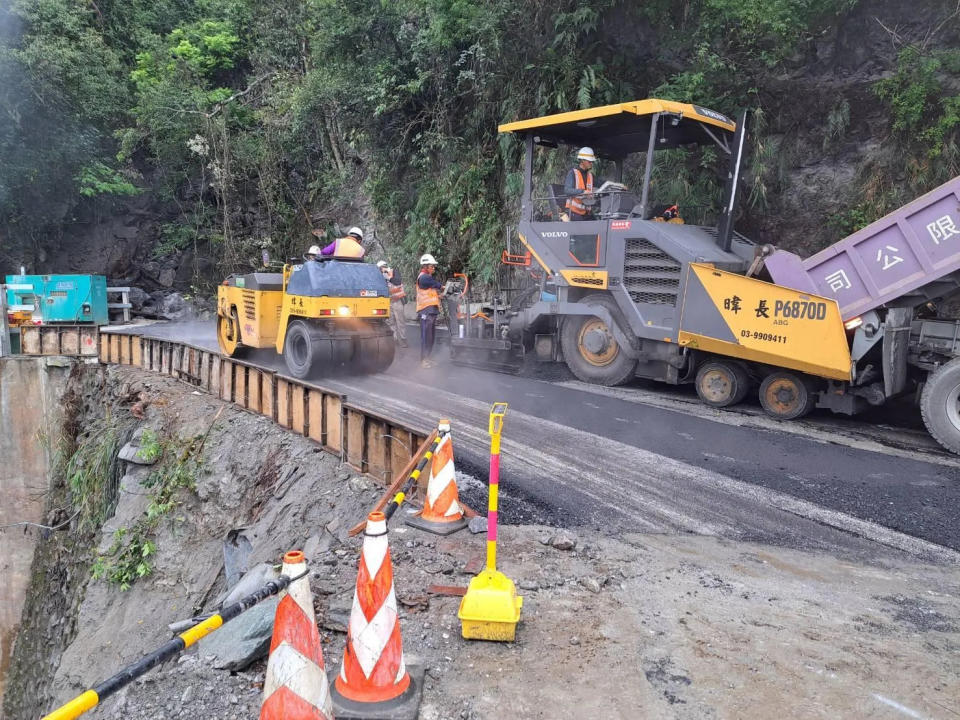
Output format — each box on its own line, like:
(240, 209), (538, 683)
(0, 358), (72, 698)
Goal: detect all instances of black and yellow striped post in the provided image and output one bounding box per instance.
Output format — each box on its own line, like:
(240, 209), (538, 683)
(383, 424), (446, 522)
(41, 570), (304, 720)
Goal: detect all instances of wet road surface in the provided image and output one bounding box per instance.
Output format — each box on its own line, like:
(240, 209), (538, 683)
(105, 321), (960, 560)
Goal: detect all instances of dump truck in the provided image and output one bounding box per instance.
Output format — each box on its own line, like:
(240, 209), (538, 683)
(216, 259), (395, 378)
(449, 98), (960, 454)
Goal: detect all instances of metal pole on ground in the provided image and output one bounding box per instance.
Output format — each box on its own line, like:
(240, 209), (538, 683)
(40, 571), (305, 720)
(0, 284), (11, 357)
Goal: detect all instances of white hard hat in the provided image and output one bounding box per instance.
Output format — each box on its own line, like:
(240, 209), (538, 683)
(577, 147), (596, 162)
(307, 245), (321, 255)
(376, 260), (388, 268)
(420, 253), (438, 265)
(347, 226), (364, 240)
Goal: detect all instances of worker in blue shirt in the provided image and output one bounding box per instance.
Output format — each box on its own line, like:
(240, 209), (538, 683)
(415, 253), (444, 368)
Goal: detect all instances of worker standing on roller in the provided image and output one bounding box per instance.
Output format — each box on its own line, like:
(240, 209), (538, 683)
(378, 260), (408, 347)
(320, 226), (366, 259)
(417, 253), (444, 368)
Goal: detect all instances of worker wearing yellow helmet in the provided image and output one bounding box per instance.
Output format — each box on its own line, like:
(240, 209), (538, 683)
(320, 226), (366, 259)
(564, 147), (599, 221)
(416, 253), (444, 368)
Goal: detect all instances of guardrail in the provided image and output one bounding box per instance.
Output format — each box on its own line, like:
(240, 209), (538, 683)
(97, 331), (428, 481)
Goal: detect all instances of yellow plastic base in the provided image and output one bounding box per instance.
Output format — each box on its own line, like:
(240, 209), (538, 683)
(457, 569), (523, 642)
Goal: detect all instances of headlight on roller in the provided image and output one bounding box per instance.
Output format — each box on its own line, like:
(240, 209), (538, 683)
(338, 305), (351, 316)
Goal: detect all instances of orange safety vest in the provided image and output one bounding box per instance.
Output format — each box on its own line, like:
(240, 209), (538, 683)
(566, 168), (594, 216)
(416, 272), (440, 312)
(332, 236), (365, 259)
(389, 282), (406, 301)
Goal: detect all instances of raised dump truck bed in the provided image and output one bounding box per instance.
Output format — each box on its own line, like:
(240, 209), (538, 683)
(765, 175), (960, 320)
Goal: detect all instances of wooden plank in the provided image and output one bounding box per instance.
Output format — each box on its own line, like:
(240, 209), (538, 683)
(80, 326), (98, 356)
(365, 419), (389, 482)
(276, 379), (291, 428)
(346, 409), (365, 470)
(109, 334), (119, 363)
(119, 335), (130, 365)
(98, 331), (109, 362)
(199, 352), (211, 390)
(161, 344), (171, 374)
(291, 383), (306, 435)
(234, 364), (247, 408)
(348, 429), (438, 537)
(389, 428), (415, 482)
(324, 395), (342, 452)
(22, 327), (41, 355)
(61, 328), (80, 355)
(261, 371), (275, 420)
(211, 355), (222, 396)
(220, 359), (233, 402)
(248, 369), (262, 413)
(189, 347), (199, 378)
(41, 328), (60, 356)
(307, 390), (324, 444)
(131, 335), (143, 366)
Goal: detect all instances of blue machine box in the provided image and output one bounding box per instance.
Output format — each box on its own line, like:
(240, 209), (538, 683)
(4, 274), (109, 325)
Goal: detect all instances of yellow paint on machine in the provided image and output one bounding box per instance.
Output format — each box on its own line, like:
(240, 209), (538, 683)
(678, 263), (852, 381)
(559, 269), (608, 289)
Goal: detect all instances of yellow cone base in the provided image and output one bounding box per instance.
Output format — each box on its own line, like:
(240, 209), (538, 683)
(405, 513), (467, 536)
(457, 569), (523, 642)
(329, 665), (424, 720)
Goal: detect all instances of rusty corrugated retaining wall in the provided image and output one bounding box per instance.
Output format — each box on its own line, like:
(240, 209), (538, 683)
(98, 332), (427, 482)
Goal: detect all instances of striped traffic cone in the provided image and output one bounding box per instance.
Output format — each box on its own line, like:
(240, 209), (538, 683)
(331, 511), (423, 719)
(406, 420), (468, 535)
(260, 551), (333, 720)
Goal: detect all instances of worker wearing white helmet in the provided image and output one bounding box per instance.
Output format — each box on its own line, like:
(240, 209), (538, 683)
(320, 225), (366, 259)
(564, 147), (599, 221)
(416, 253), (444, 368)
(304, 244), (322, 261)
(378, 260), (408, 347)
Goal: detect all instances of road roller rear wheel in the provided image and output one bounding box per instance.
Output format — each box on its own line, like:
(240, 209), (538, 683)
(283, 320), (321, 379)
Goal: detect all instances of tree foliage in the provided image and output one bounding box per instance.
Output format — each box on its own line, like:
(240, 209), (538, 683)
(1, 0), (957, 279)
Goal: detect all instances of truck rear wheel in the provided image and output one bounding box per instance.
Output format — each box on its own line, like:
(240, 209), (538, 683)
(560, 294), (637, 386)
(920, 358), (960, 453)
(759, 371), (816, 420)
(695, 361), (751, 408)
(283, 320), (321, 379)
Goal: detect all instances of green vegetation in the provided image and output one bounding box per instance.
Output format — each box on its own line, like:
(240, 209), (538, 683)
(2, 0), (959, 273)
(62, 415), (125, 532)
(92, 431), (203, 590)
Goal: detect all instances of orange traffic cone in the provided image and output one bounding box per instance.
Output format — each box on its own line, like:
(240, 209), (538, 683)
(331, 511), (423, 719)
(260, 551), (333, 720)
(406, 420), (467, 535)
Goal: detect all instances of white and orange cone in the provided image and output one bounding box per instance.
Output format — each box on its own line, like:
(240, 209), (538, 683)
(406, 420), (467, 535)
(260, 550), (333, 720)
(331, 511), (422, 719)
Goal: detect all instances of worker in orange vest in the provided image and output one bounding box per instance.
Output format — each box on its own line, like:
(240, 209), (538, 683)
(320, 226), (366, 259)
(416, 253), (445, 368)
(564, 147), (598, 221)
(378, 260), (408, 347)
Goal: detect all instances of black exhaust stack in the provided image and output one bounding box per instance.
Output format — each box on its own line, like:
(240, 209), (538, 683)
(717, 109), (749, 253)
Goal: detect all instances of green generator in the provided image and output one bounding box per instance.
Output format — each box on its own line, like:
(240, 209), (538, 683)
(4, 274), (109, 325)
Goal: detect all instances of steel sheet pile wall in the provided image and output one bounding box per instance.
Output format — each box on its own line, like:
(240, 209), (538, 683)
(98, 333), (426, 481)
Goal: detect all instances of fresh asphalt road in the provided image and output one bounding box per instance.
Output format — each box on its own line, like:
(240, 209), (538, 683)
(108, 321), (960, 559)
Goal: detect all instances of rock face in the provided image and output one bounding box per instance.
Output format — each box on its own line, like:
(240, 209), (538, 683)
(197, 597), (278, 671)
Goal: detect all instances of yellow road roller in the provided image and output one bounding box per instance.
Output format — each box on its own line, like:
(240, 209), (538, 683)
(216, 259), (395, 378)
